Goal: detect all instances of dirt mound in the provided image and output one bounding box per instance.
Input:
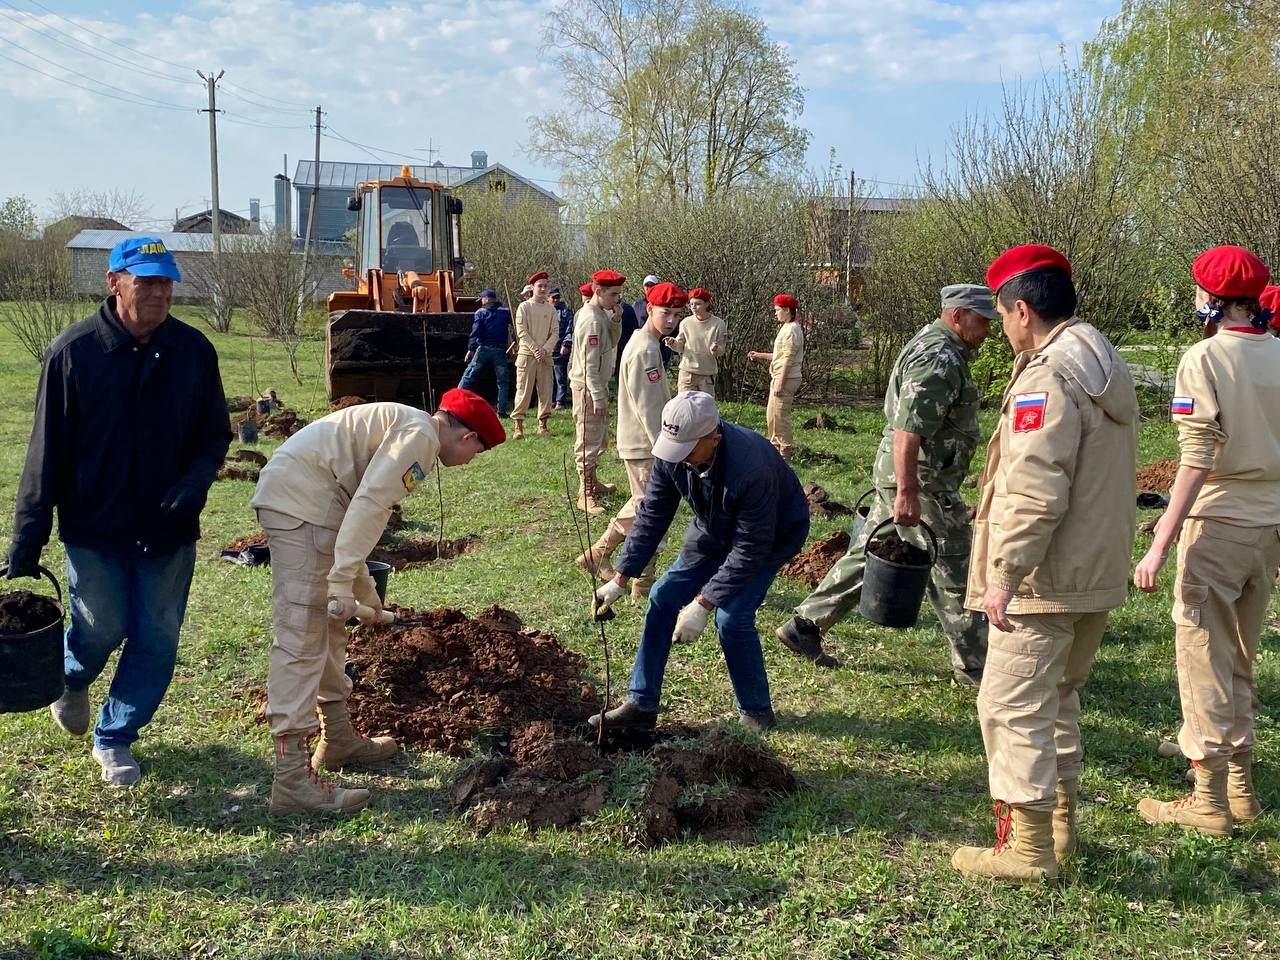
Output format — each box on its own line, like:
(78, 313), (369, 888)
(230, 449), (269, 467)
(332, 395), (369, 410)
(1137, 458), (1179, 492)
(226, 395), (255, 413)
(222, 531), (267, 554)
(452, 721), (797, 845)
(868, 533), (930, 566)
(804, 484), (851, 517)
(370, 535), (478, 570)
(346, 605), (598, 757)
(781, 531), (850, 587)
(802, 412), (855, 432)
(0, 591), (61, 633)
(216, 463), (260, 482)
(261, 409), (306, 439)
(791, 447), (843, 466)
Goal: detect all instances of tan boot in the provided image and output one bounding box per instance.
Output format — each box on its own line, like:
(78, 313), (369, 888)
(537, 417), (550, 436)
(951, 803), (1058, 882)
(269, 733), (371, 815)
(1138, 758), (1233, 837)
(593, 475), (617, 495)
(576, 527), (623, 581)
(1228, 752), (1262, 823)
(313, 702), (398, 771)
(513, 420), (525, 439)
(1053, 778), (1078, 861)
(575, 469), (606, 516)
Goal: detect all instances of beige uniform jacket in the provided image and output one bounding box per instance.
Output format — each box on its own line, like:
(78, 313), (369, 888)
(251, 402), (440, 597)
(966, 318), (1138, 614)
(770, 322), (804, 380)
(617, 330), (671, 460)
(514, 300), (558, 357)
(569, 303), (615, 403)
(1173, 328), (1280, 524)
(671, 314), (727, 375)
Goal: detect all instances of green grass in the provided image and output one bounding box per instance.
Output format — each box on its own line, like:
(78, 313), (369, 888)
(1, 307), (1278, 959)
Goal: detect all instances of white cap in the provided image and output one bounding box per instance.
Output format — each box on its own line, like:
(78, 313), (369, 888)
(652, 391), (719, 462)
(643, 274), (662, 287)
(520, 284), (533, 297)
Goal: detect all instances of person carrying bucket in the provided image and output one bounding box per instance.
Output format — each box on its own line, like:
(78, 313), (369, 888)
(775, 284), (995, 684)
(250, 392), (505, 815)
(951, 244), (1137, 883)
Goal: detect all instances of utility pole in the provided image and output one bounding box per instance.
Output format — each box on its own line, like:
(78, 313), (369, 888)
(197, 69), (225, 314)
(299, 106), (322, 317)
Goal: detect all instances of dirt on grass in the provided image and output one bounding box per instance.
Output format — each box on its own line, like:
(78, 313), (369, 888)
(369, 535), (478, 570)
(801, 412), (855, 432)
(1137, 458), (1180, 492)
(261, 409), (306, 439)
(804, 484), (851, 518)
(0, 591), (61, 633)
(230, 450), (269, 467)
(216, 463), (260, 482)
(781, 531), (851, 587)
(222, 531), (267, 554)
(332, 395), (369, 411)
(867, 533), (931, 566)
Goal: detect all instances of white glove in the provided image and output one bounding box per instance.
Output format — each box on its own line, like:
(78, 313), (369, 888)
(327, 596), (394, 626)
(673, 600), (711, 644)
(594, 579), (627, 617)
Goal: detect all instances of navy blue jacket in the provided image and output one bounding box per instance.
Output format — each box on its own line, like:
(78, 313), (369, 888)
(468, 304), (511, 350)
(615, 421), (810, 607)
(615, 302), (640, 367)
(12, 298), (231, 554)
(554, 302), (574, 357)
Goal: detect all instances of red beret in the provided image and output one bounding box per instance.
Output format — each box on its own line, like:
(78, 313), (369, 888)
(986, 244), (1072, 294)
(438, 387), (505, 449)
(592, 269), (626, 287)
(646, 281), (688, 308)
(1192, 245), (1270, 300)
(773, 293), (798, 310)
(1260, 285), (1280, 329)
(527, 271), (549, 285)
(578, 282), (593, 297)
(688, 287), (712, 303)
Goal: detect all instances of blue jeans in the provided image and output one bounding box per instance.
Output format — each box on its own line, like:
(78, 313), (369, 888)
(459, 345), (510, 416)
(552, 357), (570, 407)
(63, 542), (197, 750)
(629, 551), (778, 714)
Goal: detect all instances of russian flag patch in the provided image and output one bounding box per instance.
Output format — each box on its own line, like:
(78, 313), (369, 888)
(1012, 392), (1048, 432)
(1171, 396), (1195, 416)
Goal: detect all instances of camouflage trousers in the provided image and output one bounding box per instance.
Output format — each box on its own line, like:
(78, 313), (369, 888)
(794, 487), (988, 678)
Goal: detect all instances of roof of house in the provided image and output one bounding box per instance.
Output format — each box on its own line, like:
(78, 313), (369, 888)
(293, 160), (562, 206)
(173, 208), (254, 232)
(46, 215), (131, 232)
(65, 229), (351, 257)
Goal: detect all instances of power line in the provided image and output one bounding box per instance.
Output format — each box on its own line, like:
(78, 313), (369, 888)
(0, 47), (192, 111)
(222, 111), (312, 131)
(0, 35), (194, 109)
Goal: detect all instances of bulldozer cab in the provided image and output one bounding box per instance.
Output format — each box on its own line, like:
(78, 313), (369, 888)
(325, 168), (487, 404)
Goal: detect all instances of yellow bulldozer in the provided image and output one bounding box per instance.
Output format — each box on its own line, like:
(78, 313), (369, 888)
(324, 166), (492, 404)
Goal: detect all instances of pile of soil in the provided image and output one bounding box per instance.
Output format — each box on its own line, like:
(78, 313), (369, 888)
(216, 463), (260, 482)
(345, 606), (598, 757)
(332, 395), (369, 411)
(867, 533), (931, 566)
(781, 531), (851, 587)
(261, 409), (306, 439)
(804, 484), (851, 517)
(801, 412), (855, 432)
(222, 531), (267, 554)
(1137, 458), (1179, 492)
(370, 535), (478, 570)
(226, 395), (255, 413)
(0, 591), (61, 633)
(792, 448), (843, 466)
(230, 449), (269, 467)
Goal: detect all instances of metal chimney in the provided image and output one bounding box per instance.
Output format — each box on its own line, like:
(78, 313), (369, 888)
(273, 174), (292, 236)
(249, 198), (260, 229)
(470, 150), (488, 170)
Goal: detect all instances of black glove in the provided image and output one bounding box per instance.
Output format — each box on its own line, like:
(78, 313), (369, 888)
(5, 542), (41, 580)
(159, 482), (207, 519)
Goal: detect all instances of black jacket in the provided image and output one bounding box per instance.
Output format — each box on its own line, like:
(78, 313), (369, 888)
(615, 421), (810, 606)
(12, 298), (231, 555)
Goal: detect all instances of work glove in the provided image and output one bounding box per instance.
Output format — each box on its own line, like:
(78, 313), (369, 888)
(4, 542), (41, 580)
(673, 600), (711, 644)
(593, 580), (627, 620)
(159, 481), (207, 519)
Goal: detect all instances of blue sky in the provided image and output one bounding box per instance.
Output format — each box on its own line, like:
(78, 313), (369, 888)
(0, 0), (1119, 230)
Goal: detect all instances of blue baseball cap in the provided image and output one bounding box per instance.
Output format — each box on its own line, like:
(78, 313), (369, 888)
(108, 236), (181, 282)
(479, 288), (497, 299)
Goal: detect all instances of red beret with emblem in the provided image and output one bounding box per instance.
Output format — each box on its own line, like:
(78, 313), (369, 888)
(591, 269), (626, 287)
(646, 281), (688, 308)
(986, 244), (1072, 294)
(578, 281), (593, 297)
(688, 287), (712, 303)
(773, 293), (799, 310)
(438, 387), (505, 449)
(1260, 285), (1280, 330)
(1192, 246), (1270, 300)
(527, 271), (549, 285)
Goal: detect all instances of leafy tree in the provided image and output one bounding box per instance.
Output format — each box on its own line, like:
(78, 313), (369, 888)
(0, 195), (38, 237)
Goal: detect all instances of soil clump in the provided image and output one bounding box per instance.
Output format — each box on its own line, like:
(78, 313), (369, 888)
(216, 463), (260, 482)
(230, 449), (269, 467)
(222, 531), (267, 554)
(332, 395), (369, 411)
(369, 535), (478, 570)
(867, 533), (930, 566)
(781, 531), (851, 587)
(1137, 458), (1179, 492)
(0, 591), (61, 633)
(801, 412), (855, 432)
(804, 484), (851, 517)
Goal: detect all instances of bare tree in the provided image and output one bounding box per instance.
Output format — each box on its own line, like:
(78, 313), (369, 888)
(234, 233), (333, 382)
(48, 187), (150, 229)
(2, 237), (80, 361)
(184, 250), (239, 334)
(460, 192), (587, 305)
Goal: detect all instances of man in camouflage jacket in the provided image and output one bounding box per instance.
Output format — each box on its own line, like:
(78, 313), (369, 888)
(775, 284), (995, 683)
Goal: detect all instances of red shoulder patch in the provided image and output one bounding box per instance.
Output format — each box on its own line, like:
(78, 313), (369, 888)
(587, 335), (599, 346)
(1012, 392), (1048, 433)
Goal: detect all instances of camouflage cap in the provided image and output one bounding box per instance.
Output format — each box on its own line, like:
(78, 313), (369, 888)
(941, 283), (998, 321)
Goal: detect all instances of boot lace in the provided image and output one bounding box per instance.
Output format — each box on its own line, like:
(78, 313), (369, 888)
(992, 801), (1013, 854)
(304, 734), (336, 798)
(1170, 760), (1202, 809)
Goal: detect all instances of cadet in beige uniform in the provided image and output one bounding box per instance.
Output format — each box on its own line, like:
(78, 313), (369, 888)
(577, 282), (685, 597)
(511, 271), (558, 438)
(569, 269), (626, 514)
(1133, 246), (1280, 837)
(668, 287), (727, 396)
(749, 293), (804, 460)
(951, 245), (1137, 883)
(251, 391), (504, 814)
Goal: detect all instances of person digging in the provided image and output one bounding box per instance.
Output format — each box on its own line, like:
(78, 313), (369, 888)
(590, 392), (810, 735)
(250, 390), (505, 814)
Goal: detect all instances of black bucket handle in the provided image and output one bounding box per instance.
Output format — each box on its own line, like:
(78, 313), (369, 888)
(0, 564), (63, 607)
(852, 488), (876, 513)
(865, 517), (939, 567)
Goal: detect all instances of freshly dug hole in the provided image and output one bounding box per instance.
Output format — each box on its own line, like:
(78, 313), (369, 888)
(369, 535), (478, 570)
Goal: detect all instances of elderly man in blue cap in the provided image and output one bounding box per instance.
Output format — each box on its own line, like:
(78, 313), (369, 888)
(459, 288), (512, 417)
(6, 236), (231, 786)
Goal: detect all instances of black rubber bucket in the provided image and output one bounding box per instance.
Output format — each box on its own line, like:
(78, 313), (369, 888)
(366, 560), (391, 603)
(858, 518), (938, 628)
(0, 565), (66, 713)
(849, 488), (875, 543)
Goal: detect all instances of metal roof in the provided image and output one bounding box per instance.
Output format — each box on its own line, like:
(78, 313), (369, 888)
(294, 160), (562, 205)
(65, 229), (351, 256)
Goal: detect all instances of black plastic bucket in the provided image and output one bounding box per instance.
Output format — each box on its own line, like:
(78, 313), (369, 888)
(0, 565), (66, 713)
(237, 419), (258, 443)
(858, 518), (938, 628)
(366, 560), (391, 603)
